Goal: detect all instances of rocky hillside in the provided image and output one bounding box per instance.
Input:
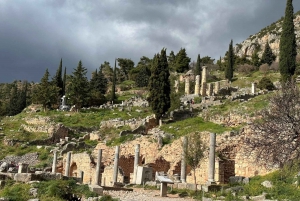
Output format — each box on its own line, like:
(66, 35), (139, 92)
(234, 11), (300, 59)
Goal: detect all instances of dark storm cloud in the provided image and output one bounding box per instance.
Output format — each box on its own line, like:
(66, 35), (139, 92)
(1, 0), (300, 83)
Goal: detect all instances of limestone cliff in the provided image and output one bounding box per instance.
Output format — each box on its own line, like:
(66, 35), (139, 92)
(234, 12), (300, 59)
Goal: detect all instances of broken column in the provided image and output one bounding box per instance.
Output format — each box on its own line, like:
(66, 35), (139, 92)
(65, 151), (71, 177)
(18, 163), (24, 173)
(194, 75), (201, 95)
(207, 133), (216, 184)
(52, 150), (57, 173)
(113, 146), (120, 184)
(201, 66), (207, 85)
(185, 77), (190, 95)
(80, 171), (84, 183)
(207, 83), (213, 96)
(251, 82), (256, 94)
(201, 82), (207, 96)
(180, 136), (187, 183)
(214, 81), (220, 94)
(133, 144), (140, 184)
(94, 149), (102, 185)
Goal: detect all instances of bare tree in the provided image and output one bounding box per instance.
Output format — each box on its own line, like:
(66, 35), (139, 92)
(246, 81), (300, 168)
(184, 133), (206, 191)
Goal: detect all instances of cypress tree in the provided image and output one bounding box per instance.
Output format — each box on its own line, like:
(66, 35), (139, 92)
(148, 48), (171, 123)
(195, 54), (201, 77)
(279, 0), (297, 81)
(111, 59), (117, 102)
(261, 42), (276, 66)
(62, 67), (67, 95)
(225, 40), (234, 81)
(52, 58), (64, 96)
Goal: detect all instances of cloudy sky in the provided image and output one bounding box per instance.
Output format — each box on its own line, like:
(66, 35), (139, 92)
(1, 0), (300, 83)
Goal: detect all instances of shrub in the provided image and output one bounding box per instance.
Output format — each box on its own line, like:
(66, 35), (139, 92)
(257, 77), (275, 91)
(259, 64), (270, 74)
(237, 64), (256, 74)
(269, 62), (279, 71)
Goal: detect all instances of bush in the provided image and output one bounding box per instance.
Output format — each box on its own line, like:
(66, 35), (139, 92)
(257, 77), (275, 91)
(269, 62), (279, 71)
(259, 64), (269, 74)
(237, 64), (256, 74)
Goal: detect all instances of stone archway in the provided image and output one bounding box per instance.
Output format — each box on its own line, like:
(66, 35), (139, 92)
(70, 162), (78, 177)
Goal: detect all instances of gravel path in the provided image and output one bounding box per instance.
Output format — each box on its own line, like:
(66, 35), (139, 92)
(104, 188), (196, 201)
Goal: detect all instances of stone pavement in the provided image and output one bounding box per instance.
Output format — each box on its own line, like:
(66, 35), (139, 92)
(104, 188), (196, 201)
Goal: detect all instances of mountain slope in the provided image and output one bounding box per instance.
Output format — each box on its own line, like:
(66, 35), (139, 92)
(234, 10), (300, 59)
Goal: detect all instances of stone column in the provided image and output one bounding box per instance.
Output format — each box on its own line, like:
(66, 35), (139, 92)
(201, 82), (207, 96)
(113, 146), (120, 183)
(52, 150), (57, 173)
(80, 171), (84, 183)
(214, 81), (220, 94)
(18, 163), (24, 173)
(194, 75), (200, 95)
(174, 80), (179, 93)
(133, 144), (140, 184)
(65, 151), (71, 177)
(185, 77), (190, 95)
(251, 82), (256, 94)
(180, 136), (187, 183)
(207, 83), (213, 96)
(207, 133), (216, 184)
(201, 66), (207, 85)
(95, 149), (102, 185)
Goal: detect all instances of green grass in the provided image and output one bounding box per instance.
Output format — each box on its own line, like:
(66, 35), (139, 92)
(160, 117), (234, 139)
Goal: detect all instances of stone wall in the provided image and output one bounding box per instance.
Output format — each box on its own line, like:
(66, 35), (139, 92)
(60, 128), (275, 186)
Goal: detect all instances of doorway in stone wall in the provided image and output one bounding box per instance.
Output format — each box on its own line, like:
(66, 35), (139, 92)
(70, 162), (78, 177)
(222, 159), (235, 183)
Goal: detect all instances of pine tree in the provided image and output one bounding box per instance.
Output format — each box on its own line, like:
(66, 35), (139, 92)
(194, 54), (201, 76)
(148, 48), (171, 123)
(52, 58), (64, 96)
(68, 61), (89, 111)
(261, 42), (276, 66)
(279, 0), (297, 81)
(35, 69), (59, 111)
(174, 48), (191, 73)
(62, 67), (67, 95)
(225, 40), (234, 81)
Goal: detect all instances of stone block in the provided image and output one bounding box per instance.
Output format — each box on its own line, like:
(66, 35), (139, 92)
(88, 185), (103, 196)
(14, 173), (32, 183)
(177, 183), (187, 189)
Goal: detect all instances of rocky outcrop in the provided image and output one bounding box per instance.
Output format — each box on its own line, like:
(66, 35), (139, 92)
(234, 14), (300, 59)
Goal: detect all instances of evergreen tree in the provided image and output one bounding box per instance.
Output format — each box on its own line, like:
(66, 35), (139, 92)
(225, 40), (234, 81)
(111, 59), (117, 102)
(67, 61), (89, 111)
(174, 48), (191, 73)
(168, 50), (176, 71)
(62, 67), (67, 95)
(35, 69), (59, 111)
(90, 68), (108, 95)
(194, 54), (201, 76)
(148, 48), (171, 123)
(279, 0), (297, 81)
(135, 66), (151, 87)
(117, 58), (134, 81)
(52, 58), (64, 96)
(261, 42), (276, 66)
(251, 50), (261, 68)
(100, 61), (113, 83)
(7, 84), (19, 116)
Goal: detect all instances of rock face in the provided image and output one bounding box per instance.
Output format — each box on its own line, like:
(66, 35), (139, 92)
(234, 14), (300, 60)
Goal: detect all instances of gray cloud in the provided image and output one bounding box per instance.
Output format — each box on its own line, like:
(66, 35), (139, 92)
(0, 0), (300, 82)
